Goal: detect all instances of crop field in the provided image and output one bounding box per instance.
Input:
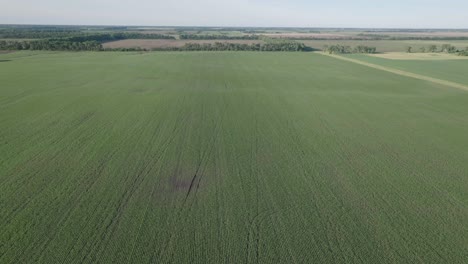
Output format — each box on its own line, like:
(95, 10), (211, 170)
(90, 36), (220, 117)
(347, 54), (468, 86)
(1, 51), (468, 263)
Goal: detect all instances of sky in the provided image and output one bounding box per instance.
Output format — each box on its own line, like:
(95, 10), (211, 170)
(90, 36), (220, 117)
(1, 0), (468, 28)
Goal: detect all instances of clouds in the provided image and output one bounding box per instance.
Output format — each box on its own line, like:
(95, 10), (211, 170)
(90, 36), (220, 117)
(1, 0), (467, 28)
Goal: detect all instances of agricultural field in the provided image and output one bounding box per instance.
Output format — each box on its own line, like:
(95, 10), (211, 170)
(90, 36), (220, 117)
(346, 53), (468, 86)
(1, 51), (468, 263)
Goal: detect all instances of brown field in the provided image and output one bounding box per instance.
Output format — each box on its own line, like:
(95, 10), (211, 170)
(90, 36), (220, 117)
(103, 39), (265, 49)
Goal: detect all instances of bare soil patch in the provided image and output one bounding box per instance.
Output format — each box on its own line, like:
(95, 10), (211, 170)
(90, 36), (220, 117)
(103, 39), (265, 49)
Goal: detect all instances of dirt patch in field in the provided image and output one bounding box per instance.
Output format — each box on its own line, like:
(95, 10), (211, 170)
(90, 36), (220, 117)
(103, 39), (265, 49)
(369, 52), (468, 60)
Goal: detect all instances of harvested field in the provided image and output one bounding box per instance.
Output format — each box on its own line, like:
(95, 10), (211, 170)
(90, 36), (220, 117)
(103, 39), (265, 49)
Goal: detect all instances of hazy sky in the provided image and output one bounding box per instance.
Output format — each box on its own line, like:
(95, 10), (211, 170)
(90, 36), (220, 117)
(1, 0), (468, 28)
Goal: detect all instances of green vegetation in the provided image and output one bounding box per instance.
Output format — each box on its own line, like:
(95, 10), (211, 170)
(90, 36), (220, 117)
(161, 42), (308, 51)
(179, 34), (260, 40)
(347, 54), (468, 85)
(324, 44), (376, 54)
(1, 51), (468, 263)
(0, 40), (103, 51)
(0, 33), (175, 51)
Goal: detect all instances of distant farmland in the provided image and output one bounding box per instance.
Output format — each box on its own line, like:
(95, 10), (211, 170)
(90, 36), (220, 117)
(1, 51), (468, 263)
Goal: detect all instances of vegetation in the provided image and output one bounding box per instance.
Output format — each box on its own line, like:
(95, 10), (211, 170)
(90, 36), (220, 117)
(1, 51), (468, 263)
(0, 40), (102, 51)
(323, 44), (376, 54)
(179, 34), (260, 40)
(165, 42), (308, 51)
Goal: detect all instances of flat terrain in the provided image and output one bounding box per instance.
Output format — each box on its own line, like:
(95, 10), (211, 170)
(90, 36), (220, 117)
(1, 51), (468, 263)
(368, 52), (468, 60)
(103, 39), (265, 49)
(348, 53), (468, 86)
(301, 40), (468, 52)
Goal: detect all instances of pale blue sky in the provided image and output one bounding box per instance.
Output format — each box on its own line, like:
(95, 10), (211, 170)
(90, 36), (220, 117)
(1, 0), (467, 28)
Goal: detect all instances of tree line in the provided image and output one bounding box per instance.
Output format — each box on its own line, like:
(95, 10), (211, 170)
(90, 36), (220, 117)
(0, 27), (175, 40)
(406, 44), (468, 55)
(59, 33), (175, 42)
(0, 33), (175, 51)
(323, 45), (377, 54)
(149, 42), (309, 52)
(179, 34), (260, 40)
(0, 40), (102, 51)
(1, 40), (312, 52)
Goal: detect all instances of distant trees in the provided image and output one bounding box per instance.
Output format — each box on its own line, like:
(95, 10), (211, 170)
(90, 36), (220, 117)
(159, 42), (308, 52)
(0, 32), (176, 51)
(440, 44), (456, 53)
(427, 45), (438, 53)
(323, 45), (352, 54)
(402, 44), (467, 56)
(0, 40), (102, 51)
(353, 45), (377, 54)
(323, 45), (376, 54)
(0, 28), (174, 41)
(59, 33), (175, 42)
(179, 34), (260, 40)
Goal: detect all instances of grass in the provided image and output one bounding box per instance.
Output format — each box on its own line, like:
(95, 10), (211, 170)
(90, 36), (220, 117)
(347, 53), (468, 86)
(1, 51), (468, 263)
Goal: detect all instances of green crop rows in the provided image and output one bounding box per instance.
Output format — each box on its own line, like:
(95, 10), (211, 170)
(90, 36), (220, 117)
(1, 51), (468, 263)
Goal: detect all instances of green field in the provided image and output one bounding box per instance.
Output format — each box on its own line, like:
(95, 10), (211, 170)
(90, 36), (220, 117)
(1, 51), (468, 263)
(347, 54), (468, 85)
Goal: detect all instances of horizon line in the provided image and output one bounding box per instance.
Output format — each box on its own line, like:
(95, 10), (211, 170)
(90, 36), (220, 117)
(1, 23), (468, 30)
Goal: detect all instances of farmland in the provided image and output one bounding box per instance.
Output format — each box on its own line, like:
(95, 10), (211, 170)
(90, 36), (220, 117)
(1, 51), (468, 263)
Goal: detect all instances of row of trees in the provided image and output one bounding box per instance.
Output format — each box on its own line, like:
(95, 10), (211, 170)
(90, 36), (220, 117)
(0, 28), (81, 39)
(323, 45), (377, 54)
(179, 34), (260, 40)
(406, 44), (467, 54)
(152, 42), (308, 52)
(0, 40), (102, 51)
(1, 40), (311, 52)
(59, 33), (175, 42)
(0, 28), (174, 40)
(0, 33), (175, 51)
